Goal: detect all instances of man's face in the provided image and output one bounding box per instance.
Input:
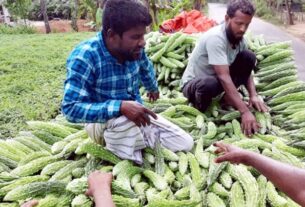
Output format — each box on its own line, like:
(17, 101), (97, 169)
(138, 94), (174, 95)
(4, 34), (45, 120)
(225, 10), (253, 43)
(115, 26), (147, 61)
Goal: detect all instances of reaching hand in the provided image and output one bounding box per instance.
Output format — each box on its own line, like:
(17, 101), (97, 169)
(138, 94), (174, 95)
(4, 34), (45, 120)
(121, 101), (157, 127)
(249, 96), (268, 112)
(147, 91), (159, 102)
(241, 111), (260, 137)
(86, 171), (113, 197)
(214, 142), (250, 165)
(21, 200), (39, 207)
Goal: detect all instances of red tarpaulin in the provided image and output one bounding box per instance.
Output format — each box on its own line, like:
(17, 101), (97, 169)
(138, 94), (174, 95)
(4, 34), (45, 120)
(160, 10), (217, 34)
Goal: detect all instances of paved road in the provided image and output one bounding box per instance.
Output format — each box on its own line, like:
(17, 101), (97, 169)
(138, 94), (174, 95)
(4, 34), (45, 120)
(208, 3), (305, 81)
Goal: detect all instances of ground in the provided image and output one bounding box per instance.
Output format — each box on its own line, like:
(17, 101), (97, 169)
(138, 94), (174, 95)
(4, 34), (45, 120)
(33, 19), (94, 33)
(285, 22), (305, 42)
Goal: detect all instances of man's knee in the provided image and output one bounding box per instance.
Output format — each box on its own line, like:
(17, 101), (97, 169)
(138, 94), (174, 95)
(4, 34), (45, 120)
(85, 123), (105, 145)
(239, 50), (257, 70)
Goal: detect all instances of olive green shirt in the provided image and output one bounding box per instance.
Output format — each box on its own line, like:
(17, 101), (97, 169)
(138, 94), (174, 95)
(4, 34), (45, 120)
(181, 23), (247, 87)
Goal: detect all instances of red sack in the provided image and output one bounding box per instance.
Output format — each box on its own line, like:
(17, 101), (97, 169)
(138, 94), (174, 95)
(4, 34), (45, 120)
(160, 10), (217, 34)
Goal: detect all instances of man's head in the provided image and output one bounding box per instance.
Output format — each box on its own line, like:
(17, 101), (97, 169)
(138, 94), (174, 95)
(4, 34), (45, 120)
(102, 0), (152, 61)
(225, 0), (255, 45)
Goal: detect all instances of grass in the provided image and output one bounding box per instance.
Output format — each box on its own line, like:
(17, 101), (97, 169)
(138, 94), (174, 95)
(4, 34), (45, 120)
(0, 24), (37, 34)
(0, 32), (94, 138)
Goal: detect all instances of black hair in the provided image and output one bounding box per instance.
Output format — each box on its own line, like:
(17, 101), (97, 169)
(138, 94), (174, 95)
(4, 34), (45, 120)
(102, 0), (152, 37)
(227, 0), (256, 18)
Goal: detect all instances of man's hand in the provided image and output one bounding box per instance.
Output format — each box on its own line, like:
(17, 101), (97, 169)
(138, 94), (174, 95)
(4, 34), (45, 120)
(147, 91), (159, 102)
(241, 111), (260, 137)
(86, 171), (113, 197)
(214, 142), (251, 165)
(121, 101), (157, 127)
(249, 95), (268, 112)
(21, 200), (39, 207)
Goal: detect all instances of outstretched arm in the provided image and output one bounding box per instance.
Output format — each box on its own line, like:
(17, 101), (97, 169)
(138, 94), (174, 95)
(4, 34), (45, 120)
(86, 171), (115, 207)
(214, 66), (259, 136)
(246, 75), (268, 112)
(214, 142), (305, 206)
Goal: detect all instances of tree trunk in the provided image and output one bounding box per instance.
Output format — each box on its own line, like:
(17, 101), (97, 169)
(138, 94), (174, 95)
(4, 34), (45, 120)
(2, 4), (11, 24)
(285, 0), (294, 25)
(194, 0), (202, 11)
(151, 0), (158, 26)
(40, 0), (51, 33)
(71, 0), (79, 32)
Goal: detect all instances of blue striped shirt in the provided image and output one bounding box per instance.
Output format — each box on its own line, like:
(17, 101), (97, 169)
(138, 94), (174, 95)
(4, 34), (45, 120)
(62, 32), (158, 123)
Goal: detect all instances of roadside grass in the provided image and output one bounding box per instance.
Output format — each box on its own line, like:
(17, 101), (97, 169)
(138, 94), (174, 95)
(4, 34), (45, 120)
(0, 32), (94, 138)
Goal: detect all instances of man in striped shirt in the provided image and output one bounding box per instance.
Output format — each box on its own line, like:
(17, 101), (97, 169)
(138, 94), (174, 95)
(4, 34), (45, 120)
(62, 0), (193, 164)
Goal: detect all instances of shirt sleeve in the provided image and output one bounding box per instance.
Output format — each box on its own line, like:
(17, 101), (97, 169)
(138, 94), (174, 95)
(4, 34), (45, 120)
(138, 52), (159, 92)
(205, 35), (229, 65)
(62, 51), (121, 123)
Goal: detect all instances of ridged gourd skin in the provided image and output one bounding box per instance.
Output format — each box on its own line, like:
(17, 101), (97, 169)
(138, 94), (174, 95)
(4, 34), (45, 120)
(227, 164), (259, 207)
(232, 119), (246, 138)
(31, 130), (63, 145)
(18, 151), (51, 166)
(269, 91), (305, 106)
(41, 160), (71, 176)
(202, 122), (217, 139)
(195, 139), (210, 169)
(71, 194), (93, 207)
(112, 195), (140, 207)
(259, 50), (293, 64)
(0, 155), (18, 169)
(75, 142), (121, 164)
(266, 182), (287, 207)
(11, 156), (57, 177)
(178, 152), (188, 175)
(143, 170), (168, 191)
(255, 112), (267, 134)
(0, 175), (49, 196)
(207, 154), (227, 187)
(174, 185), (190, 200)
(36, 194), (59, 207)
(219, 172), (232, 189)
(66, 177), (87, 194)
(187, 153), (205, 190)
(147, 198), (200, 207)
(112, 180), (138, 199)
(27, 121), (73, 138)
(161, 147), (179, 162)
(259, 80), (300, 96)
(134, 182), (149, 197)
(257, 175), (267, 207)
(3, 181), (66, 201)
(230, 181), (245, 207)
(220, 111), (240, 121)
(207, 192), (226, 207)
(209, 182), (229, 198)
(50, 158), (87, 181)
(262, 75), (297, 91)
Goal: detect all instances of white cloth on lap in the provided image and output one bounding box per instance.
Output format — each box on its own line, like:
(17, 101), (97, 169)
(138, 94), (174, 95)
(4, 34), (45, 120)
(85, 114), (194, 164)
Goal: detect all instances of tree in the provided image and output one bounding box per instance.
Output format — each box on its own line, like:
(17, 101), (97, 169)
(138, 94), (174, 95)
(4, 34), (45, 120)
(285, 0), (294, 25)
(71, 0), (79, 31)
(193, 0), (202, 11)
(4, 0), (32, 24)
(40, 0), (51, 33)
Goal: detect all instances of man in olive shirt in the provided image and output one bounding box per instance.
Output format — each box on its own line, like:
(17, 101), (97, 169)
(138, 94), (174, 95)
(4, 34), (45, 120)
(181, 0), (268, 137)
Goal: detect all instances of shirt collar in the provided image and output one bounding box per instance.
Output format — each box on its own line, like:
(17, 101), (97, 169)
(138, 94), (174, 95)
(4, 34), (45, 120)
(97, 31), (112, 58)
